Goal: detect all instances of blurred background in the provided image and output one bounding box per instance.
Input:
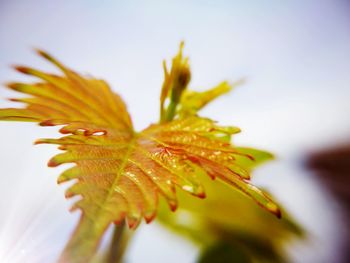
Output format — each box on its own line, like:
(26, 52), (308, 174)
(0, 0), (350, 262)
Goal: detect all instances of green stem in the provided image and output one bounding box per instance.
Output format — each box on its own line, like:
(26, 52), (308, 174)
(162, 100), (177, 123)
(107, 221), (127, 263)
(58, 216), (110, 263)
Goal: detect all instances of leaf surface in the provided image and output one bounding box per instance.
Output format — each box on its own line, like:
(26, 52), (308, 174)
(179, 79), (244, 117)
(157, 153), (303, 262)
(0, 50), (280, 262)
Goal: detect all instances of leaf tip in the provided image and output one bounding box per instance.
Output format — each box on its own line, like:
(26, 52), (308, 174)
(57, 175), (68, 184)
(13, 65), (31, 75)
(34, 48), (50, 59)
(39, 120), (55, 126)
(169, 200), (178, 212)
(113, 214), (126, 226)
(48, 158), (59, 167)
(65, 190), (76, 199)
(267, 202), (282, 218)
(8, 98), (19, 102)
(5, 82), (18, 89)
(144, 210), (157, 224)
(127, 217), (140, 229)
(197, 191), (206, 199)
(34, 139), (43, 145)
(69, 204), (79, 212)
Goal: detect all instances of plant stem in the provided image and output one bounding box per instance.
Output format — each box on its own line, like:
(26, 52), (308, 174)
(106, 221), (127, 263)
(162, 100), (177, 123)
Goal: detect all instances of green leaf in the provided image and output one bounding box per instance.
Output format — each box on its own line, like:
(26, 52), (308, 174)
(179, 79), (244, 117)
(198, 242), (252, 263)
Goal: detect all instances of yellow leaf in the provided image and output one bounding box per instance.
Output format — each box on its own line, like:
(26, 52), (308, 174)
(0, 48), (280, 262)
(179, 79), (244, 117)
(157, 164), (303, 262)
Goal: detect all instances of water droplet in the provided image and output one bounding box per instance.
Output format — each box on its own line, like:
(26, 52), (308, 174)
(182, 185), (194, 192)
(92, 131), (105, 136)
